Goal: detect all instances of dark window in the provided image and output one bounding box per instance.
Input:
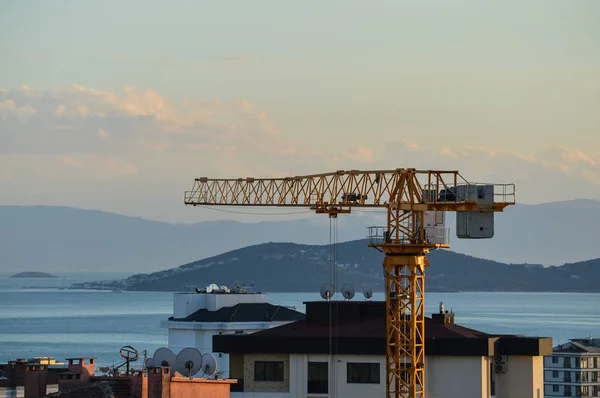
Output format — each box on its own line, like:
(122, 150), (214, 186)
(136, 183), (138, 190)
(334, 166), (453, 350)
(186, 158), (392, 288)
(307, 362), (328, 394)
(553, 370), (559, 378)
(552, 356), (559, 364)
(490, 362), (495, 395)
(254, 361), (284, 382)
(552, 385), (559, 392)
(564, 385), (571, 396)
(347, 362), (380, 384)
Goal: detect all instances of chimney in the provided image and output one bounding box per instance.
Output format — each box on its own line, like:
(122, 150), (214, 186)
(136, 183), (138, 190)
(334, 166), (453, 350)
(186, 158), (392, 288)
(130, 370), (148, 398)
(432, 302), (455, 325)
(148, 366), (171, 398)
(24, 364), (48, 398)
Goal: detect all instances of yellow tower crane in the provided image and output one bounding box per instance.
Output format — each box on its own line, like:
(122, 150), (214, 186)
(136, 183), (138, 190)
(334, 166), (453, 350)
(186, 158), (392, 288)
(184, 168), (515, 398)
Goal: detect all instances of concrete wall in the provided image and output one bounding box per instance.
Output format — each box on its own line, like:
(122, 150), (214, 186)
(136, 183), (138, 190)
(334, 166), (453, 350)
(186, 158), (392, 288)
(425, 356), (491, 398)
(232, 353), (547, 398)
(243, 354), (290, 394)
(496, 356), (543, 398)
(170, 377), (235, 398)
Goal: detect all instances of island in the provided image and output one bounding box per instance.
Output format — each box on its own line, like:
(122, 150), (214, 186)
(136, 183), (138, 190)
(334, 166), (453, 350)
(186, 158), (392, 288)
(10, 271), (57, 278)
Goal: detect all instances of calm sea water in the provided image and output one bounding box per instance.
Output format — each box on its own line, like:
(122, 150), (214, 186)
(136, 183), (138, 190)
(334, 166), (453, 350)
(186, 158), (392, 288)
(1, 275), (599, 368)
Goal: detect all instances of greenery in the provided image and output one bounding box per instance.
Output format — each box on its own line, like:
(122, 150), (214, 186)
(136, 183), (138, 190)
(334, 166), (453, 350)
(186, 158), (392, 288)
(115, 239), (600, 293)
(10, 271), (57, 278)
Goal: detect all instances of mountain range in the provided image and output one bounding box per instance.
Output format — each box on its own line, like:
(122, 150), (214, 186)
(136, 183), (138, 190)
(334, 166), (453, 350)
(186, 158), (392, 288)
(111, 239), (600, 293)
(1, 199), (600, 273)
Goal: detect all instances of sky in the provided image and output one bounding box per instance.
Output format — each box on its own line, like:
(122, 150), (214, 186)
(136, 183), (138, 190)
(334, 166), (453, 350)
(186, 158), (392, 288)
(1, 0), (599, 223)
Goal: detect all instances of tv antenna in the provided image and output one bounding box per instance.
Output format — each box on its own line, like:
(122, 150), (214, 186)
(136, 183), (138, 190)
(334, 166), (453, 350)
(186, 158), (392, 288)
(108, 345), (139, 376)
(362, 286), (373, 300)
(341, 284), (355, 300)
(174, 348), (203, 378)
(320, 284), (334, 300)
(201, 353), (218, 377)
(153, 347), (176, 368)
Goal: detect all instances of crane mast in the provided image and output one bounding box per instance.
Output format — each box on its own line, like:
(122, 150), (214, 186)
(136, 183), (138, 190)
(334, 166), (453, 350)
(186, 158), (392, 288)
(185, 168), (515, 398)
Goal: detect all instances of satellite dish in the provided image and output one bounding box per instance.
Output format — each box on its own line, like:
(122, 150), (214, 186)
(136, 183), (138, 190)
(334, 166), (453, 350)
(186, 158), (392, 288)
(320, 284), (334, 300)
(201, 353), (218, 377)
(363, 286), (373, 300)
(175, 348), (203, 378)
(341, 284), (355, 300)
(145, 358), (154, 368)
(153, 347), (176, 368)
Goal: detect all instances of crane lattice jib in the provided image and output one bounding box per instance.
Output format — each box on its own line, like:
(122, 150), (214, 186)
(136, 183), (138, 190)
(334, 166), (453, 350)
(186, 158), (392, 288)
(185, 168), (514, 212)
(184, 167), (515, 398)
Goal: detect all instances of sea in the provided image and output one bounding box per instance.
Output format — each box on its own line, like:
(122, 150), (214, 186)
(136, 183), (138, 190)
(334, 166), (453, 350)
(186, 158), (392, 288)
(1, 273), (599, 369)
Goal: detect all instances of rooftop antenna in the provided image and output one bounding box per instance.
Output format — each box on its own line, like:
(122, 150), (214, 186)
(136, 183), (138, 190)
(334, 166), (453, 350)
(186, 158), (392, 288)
(201, 353), (218, 377)
(174, 348), (203, 378)
(110, 345), (138, 376)
(320, 284), (334, 300)
(153, 347), (176, 368)
(362, 286), (373, 300)
(341, 284), (355, 300)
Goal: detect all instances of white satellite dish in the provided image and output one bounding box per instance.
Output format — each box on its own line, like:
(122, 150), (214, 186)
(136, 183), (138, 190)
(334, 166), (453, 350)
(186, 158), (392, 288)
(145, 358), (154, 368)
(201, 353), (218, 377)
(362, 286), (373, 300)
(153, 347), (176, 368)
(175, 348), (203, 378)
(320, 284), (334, 300)
(341, 284), (355, 300)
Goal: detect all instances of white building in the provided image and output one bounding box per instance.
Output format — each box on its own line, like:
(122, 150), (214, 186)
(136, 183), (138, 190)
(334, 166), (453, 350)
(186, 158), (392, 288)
(544, 337), (600, 397)
(162, 284), (305, 379)
(213, 301), (553, 398)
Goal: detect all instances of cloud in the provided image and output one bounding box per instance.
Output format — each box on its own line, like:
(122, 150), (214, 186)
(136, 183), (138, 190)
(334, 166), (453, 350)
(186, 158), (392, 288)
(343, 146), (374, 162)
(0, 84), (323, 181)
(0, 99), (37, 121)
(435, 144), (600, 186)
(2, 84), (599, 219)
(62, 156), (82, 168)
(399, 138), (419, 151)
(106, 158), (138, 176)
(440, 146), (458, 158)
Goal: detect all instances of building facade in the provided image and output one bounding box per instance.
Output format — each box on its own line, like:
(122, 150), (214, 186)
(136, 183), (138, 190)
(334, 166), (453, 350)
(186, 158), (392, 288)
(163, 284), (305, 379)
(544, 338), (600, 397)
(214, 300), (552, 398)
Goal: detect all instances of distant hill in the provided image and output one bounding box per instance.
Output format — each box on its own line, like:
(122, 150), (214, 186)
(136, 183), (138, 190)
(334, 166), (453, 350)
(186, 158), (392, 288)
(1, 200), (600, 273)
(10, 271), (57, 278)
(112, 240), (600, 293)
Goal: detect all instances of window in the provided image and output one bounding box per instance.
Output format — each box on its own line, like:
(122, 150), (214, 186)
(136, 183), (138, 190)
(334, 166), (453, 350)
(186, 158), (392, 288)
(552, 385), (559, 392)
(553, 370), (559, 378)
(552, 356), (559, 364)
(564, 385), (571, 396)
(564, 357), (571, 368)
(254, 361), (284, 382)
(347, 362), (380, 384)
(490, 363), (495, 396)
(307, 362), (328, 394)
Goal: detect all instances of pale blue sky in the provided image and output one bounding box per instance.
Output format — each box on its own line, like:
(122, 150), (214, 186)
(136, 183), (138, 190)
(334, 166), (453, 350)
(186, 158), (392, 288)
(1, 0), (599, 222)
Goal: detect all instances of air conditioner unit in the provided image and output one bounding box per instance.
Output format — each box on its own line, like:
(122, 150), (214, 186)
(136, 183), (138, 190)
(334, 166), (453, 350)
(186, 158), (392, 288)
(495, 363), (508, 373)
(495, 354), (508, 363)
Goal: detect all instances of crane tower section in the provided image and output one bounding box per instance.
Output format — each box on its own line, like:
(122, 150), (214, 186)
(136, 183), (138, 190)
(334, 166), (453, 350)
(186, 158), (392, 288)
(185, 168), (515, 398)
